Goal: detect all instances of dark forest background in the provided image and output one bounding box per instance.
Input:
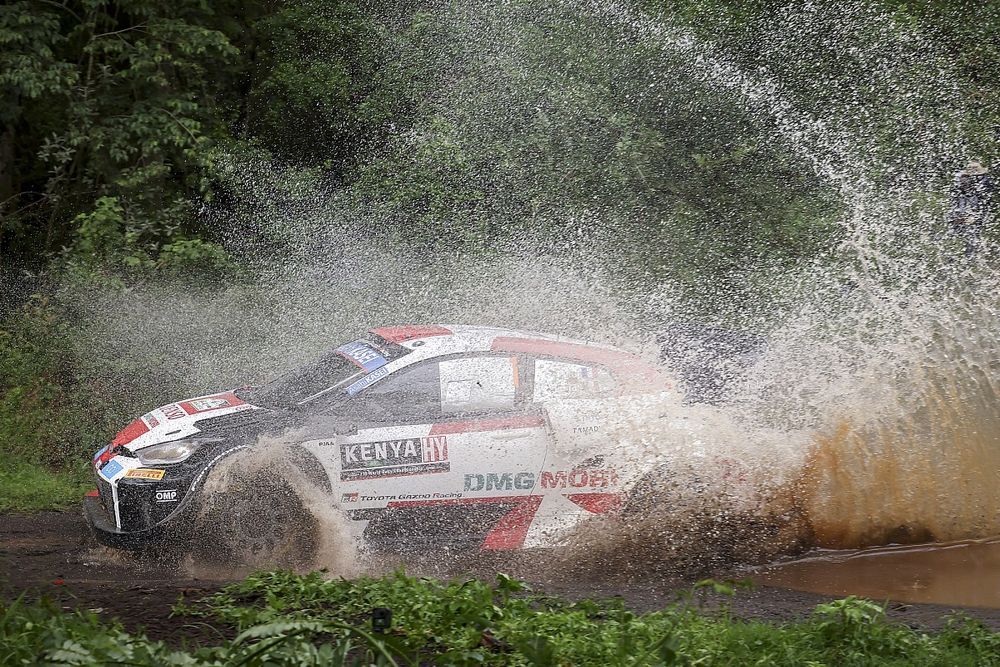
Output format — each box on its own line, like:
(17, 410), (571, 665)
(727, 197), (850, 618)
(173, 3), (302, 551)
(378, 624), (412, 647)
(1, 0), (997, 495)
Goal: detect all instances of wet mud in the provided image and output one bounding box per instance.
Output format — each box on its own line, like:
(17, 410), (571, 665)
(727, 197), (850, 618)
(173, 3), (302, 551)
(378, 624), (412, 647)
(4, 510), (1000, 645)
(0, 512), (225, 644)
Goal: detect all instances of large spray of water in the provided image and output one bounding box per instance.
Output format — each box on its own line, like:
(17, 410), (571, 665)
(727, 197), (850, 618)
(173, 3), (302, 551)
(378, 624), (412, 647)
(67, 0), (999, 574)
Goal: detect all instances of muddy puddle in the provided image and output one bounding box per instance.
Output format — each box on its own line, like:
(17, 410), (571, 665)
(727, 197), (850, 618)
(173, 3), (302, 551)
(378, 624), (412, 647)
(754, 537), (1000, 608)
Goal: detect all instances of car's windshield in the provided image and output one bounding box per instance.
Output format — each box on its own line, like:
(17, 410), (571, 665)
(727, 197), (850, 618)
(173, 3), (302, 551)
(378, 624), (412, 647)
(240, 351), (361, 408)
(239, 336), (408, 409)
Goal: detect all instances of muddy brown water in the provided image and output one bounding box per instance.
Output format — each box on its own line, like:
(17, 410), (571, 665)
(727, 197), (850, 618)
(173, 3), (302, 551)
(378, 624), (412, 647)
(755, 537), (1000, 608)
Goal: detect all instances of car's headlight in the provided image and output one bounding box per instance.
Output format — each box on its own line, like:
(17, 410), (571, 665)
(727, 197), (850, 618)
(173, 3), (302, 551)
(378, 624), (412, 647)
(136, 438), (221, 465)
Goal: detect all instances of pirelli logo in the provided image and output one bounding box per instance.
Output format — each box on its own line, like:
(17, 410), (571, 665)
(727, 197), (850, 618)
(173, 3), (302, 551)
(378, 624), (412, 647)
(124, 468), (166, 480)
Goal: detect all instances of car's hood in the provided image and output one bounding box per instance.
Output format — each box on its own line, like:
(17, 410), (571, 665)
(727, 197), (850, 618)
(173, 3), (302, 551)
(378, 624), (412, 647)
(108, 390), (263, 452)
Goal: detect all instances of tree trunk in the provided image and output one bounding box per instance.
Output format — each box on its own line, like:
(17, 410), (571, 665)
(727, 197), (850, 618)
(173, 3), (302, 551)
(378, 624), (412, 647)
(0, 124), (14, 255)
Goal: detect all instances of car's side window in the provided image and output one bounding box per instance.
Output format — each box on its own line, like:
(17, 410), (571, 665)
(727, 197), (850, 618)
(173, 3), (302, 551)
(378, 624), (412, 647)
(532, 359), (617, 402)
(438, 356), (518, 414)
(354, 355), (520, 421)
(354, 361), (442, 421)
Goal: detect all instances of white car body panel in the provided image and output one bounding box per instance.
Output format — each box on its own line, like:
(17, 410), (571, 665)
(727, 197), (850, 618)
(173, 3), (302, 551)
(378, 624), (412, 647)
(91, 324), (692, 551)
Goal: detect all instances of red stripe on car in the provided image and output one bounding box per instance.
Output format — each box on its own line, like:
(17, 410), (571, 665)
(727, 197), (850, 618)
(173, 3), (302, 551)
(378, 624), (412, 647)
(491, 337), (636, 366)
(371, 325), (452, 343)
(565, 492), (622, 514)
(481, 496), (544, 550)
(111, 418), (150, 446)
(491, 337), (668, 388)
(429, 415), (545, 435)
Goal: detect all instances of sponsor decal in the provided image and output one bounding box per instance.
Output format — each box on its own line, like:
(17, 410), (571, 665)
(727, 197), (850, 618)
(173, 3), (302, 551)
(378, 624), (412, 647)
(540, 468), (619, 488)
(336, 341), (388, 372)
(340, 436), (449, 481)
(162, 404), (186, 420)
(572, 425), (601, 434)
(99, 459), (124, 481)
(124, 468), (166, 480)
(178, 391), (246, 415)
(396, 492), (460, 501)
(367, 491), (463, 504)
(189, 397), (231, 411)
(143, 412), (160, 428)
(464, 472), (536, 492)
(341, 492), (359, 503)
(463, 468), (619, 492)
(155, 489), (178, 503)
(345, 365), (390, 395)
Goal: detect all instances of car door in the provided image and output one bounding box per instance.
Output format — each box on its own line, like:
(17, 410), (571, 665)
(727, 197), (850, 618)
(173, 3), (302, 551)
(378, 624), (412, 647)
(304, 353), (549, 552)
(525, 357), (631, 546)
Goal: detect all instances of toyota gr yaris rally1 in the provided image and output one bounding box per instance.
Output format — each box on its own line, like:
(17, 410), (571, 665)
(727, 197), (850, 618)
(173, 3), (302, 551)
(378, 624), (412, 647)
(83, 324), (749, 561)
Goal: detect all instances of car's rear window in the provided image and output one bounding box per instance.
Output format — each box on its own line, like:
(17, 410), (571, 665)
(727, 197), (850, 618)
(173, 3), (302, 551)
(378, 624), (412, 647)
(240, 335), (410, 408)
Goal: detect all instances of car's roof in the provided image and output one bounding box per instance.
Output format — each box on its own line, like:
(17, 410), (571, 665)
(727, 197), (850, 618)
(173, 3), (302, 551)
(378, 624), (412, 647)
(371, 324), (614, 350)
(368, 324), (650, 371)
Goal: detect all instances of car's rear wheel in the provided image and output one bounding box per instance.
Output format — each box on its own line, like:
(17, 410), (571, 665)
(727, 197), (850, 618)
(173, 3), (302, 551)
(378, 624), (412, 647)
(192, 472), (319, 570)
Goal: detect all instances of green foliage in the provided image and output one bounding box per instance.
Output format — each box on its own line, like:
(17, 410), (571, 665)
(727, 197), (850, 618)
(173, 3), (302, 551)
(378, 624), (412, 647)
(0, 0), (241, 268)
(247, 1), (388, 166)
(3, 0), (1000, 505)
(5, 572), (1000, 665)
(351, 0), (845, 285)
(0, 460), (92, 513)
(2, 0), (999, 273)
(169, 570), (1000, 666)
(0, 597), (406, 666)
(0, 293), (171, 472)
(0, 295), (86, 466)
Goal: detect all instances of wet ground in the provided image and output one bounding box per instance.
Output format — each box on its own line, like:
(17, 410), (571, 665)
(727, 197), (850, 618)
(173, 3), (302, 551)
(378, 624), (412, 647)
(755, 537), (1000, 608)
(3, 511), (1000, 645)
(0, 512), (225, 644)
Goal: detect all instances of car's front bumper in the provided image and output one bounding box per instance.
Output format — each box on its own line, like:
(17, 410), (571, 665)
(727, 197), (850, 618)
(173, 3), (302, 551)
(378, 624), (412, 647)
(83, 479), (202, 551)
(84, 442), (255, 550)
(83, 493), (168, 549)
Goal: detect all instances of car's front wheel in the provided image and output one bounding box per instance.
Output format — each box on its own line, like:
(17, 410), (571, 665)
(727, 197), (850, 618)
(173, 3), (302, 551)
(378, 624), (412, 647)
(192, 472), (319, 570)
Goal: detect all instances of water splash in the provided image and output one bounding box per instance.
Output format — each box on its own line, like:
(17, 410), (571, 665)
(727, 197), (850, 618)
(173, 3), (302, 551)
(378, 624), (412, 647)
(58, 0), (1000, 576)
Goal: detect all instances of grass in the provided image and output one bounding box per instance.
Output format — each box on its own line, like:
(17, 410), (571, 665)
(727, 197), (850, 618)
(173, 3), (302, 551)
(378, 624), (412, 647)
(4, 571), (999, 666)
(0, 460), (93, 513)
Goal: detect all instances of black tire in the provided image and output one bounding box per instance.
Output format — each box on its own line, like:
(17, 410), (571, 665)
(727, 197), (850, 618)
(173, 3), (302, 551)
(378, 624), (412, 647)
(192, 473), (319, 569)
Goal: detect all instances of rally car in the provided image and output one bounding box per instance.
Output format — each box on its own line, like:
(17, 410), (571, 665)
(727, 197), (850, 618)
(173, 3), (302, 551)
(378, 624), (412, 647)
(84, 324), (704, 561)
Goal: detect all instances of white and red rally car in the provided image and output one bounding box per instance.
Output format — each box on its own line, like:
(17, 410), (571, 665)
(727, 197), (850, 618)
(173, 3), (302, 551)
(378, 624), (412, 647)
(84, 325), (691, 560)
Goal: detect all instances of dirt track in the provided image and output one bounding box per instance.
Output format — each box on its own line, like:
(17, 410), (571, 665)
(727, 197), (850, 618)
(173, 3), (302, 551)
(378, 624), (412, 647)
(3, 511), (1000, 645)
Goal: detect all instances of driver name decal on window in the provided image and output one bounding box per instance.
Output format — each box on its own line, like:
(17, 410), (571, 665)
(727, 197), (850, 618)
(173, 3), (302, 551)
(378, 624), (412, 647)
(336, 341), (388, 372)
(345, 365), (390, 395)
(340, 436), (449, 481)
